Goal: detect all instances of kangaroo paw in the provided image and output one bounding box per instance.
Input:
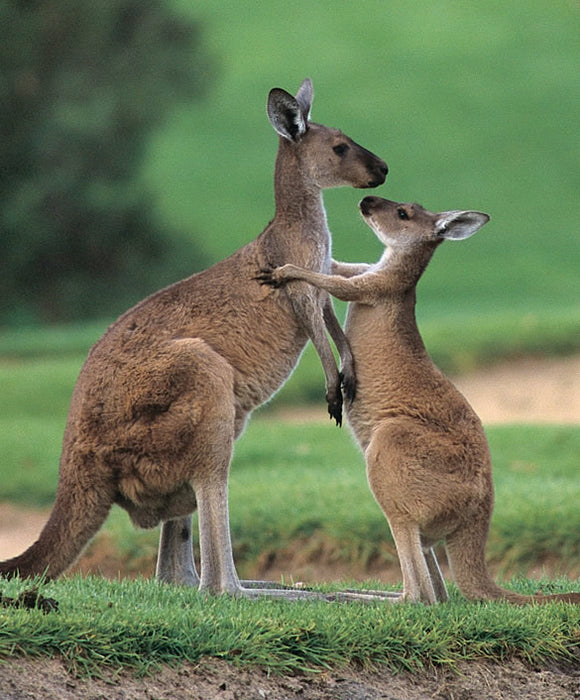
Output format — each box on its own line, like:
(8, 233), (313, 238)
(339, 370), (357, 403)
(326, 387), (343, 427)
(254, 267), (283, 287)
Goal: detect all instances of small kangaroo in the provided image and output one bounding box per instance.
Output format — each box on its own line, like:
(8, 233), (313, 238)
(0, 80), (387, 597)
(259, 195), (580, 605)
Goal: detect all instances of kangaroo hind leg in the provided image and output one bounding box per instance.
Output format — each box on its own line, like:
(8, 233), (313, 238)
(365, 421), (443, 604)
(386, 520), (439, 604)
(157, 516), (199, 587)
(129, 338), (239, 593)
(423, 542), (448, 602)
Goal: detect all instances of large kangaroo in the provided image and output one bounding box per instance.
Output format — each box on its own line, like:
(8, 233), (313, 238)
(259, 195), (580, 605)
(0, 80), (387, 596)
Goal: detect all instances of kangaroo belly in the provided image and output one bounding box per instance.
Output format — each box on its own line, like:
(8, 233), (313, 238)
(343, 302), (485, 452)
(224, 302), (309, 411)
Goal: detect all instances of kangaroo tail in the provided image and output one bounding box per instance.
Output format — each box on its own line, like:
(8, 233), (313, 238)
(445, 525), (580, 606)
(479, 586), (580, 606)
(517, 591), (580, 605)
(0, 464), (113, 580)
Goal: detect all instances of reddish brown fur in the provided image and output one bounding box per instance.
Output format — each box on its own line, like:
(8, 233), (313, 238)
(262, 196), (580, 605)
(0, 81), (387, 597)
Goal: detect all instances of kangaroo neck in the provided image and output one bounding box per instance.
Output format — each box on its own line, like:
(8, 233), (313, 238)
(379, 289), (428, 358)
(272, 140), (327, 231)
(362, 247), (437, 361)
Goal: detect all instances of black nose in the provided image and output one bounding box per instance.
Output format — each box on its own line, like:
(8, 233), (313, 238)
(360, 196), (378, 216)
(367, 161), (388, 188)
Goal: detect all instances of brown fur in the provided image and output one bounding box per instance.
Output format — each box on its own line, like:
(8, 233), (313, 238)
(260, 195), (580, 605)
(0, 80), (387, 596)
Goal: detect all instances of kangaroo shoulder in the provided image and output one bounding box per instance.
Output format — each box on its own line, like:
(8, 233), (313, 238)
(348, 267), (394, 304)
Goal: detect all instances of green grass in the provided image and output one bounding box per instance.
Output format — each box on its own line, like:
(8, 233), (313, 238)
(1, 351), (579, 679)
(1, 575), (579, 676)
(0, 325), (578, 574)
(0, 322), (105, 360)
(2, 362), (580, 576)
(229, 423), (580, 576)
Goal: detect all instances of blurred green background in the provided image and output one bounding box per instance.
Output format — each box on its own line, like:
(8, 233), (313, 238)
(0, 0), (578, 579)
(151, 0), (580, 322)
(0, 0), (579, 375)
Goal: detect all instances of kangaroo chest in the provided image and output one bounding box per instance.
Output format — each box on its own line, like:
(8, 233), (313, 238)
(343, 301), (457, 447)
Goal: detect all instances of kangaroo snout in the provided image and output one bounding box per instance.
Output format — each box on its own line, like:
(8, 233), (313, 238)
(359, 195), (390, 216)
(364, 160), (388, 188)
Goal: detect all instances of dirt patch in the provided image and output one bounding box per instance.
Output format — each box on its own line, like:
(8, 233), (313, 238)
(249, 535), (580, 588)
(1, 655), (579, 700)
(269, 354), (580, 426)
(451, 354), (580, 425)
(0, 503), (51, 561)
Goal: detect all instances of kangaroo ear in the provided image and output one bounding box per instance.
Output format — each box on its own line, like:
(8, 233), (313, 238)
(295, 78), (313, 121)
(267, 87), (308, 142)
(434, 211), (490, 241)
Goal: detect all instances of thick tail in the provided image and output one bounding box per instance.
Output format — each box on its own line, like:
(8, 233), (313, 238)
(445, 525), (580, 606)
(0, 470), (113, 580)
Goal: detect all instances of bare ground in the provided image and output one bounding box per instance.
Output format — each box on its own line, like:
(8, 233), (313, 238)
(1, 355), (579, 699)
(1, 654), (580, 700)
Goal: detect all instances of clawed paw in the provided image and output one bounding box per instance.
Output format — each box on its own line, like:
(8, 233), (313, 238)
(254, 267), (282, 287)
(339, 371), (357, 404)
(327, 389), (343, 427)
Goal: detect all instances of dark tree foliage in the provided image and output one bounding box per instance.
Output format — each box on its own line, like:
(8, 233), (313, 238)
(0, 0), (212, 324)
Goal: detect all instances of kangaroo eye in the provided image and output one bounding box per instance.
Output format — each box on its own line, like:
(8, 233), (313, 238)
(397, 208), (409, 220)
(333, 144), (349, 157)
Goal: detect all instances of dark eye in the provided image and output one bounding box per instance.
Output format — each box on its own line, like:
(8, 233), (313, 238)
(397, 208), (409, 220)
(333, 144), (349, 157)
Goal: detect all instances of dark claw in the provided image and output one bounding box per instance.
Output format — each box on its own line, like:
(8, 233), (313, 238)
(254, 267), (281, 287)
(340, 371), (357, 403)
(327, 389), (343, 427)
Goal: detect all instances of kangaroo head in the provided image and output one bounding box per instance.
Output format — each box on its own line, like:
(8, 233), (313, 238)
(359, 196), (489, 250)
(267, 79), (388, 190)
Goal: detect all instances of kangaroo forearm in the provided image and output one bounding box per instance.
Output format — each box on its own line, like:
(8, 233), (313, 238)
(322, 300), (350, 360)
(287, 291), (339, 378)
(323, 298), (356, 402)
(279, 265), (372, 302)
(287, 291), (343, 424)
(331, 259), (371, 277)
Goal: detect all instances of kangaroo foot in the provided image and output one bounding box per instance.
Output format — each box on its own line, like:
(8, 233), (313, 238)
(240, 579), (314, 591)
(329, 588), (402, 603)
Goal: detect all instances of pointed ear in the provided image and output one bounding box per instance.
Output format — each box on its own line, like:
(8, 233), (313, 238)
(267, 88), (308, 141)
(295, 78), (313, 122)
(434, 211), (490, 240)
